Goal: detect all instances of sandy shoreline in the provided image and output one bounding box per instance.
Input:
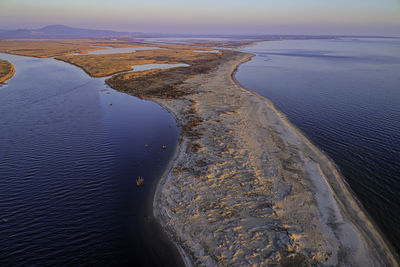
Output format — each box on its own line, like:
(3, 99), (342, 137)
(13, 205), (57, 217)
(151, 52), (398, 266)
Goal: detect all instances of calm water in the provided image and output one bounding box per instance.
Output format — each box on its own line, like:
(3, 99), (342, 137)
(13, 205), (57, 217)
(88, 46), (162, 55)
(144, 37), (232, 45)
(132, 63), (189, 72)
(193, 50), (219, 53)
(0, 53), (182, 266)
(236, 38), (400, 253)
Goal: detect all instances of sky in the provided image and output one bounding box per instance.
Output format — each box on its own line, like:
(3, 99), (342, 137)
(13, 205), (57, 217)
(1, 0), (400, 36)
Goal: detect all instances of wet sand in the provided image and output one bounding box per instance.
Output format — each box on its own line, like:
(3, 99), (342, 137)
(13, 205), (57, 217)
(150, 52), (398, 266)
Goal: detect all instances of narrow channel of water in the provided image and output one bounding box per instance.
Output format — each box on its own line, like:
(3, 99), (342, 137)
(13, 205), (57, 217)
(0, 52), (183, 266)
(132, 63), (189, 72)
(87, 46), (162, 55)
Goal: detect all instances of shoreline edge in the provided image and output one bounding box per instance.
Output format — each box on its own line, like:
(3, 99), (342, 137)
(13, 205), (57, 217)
(152, 51), (398, 266)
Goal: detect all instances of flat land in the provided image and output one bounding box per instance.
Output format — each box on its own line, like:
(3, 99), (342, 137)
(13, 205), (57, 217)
(0, 39), (243, 59)
(56, 46), (225, 78)
(105, 50), (238, 98)
(0, 59), (15, 83)
(0, 39), (232, 83)
(0, 39), (159, 58)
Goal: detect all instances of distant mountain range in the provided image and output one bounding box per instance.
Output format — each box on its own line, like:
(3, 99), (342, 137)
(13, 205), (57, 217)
(0, 25), (396, 40)
(0, 25), (140, 39)
(0, 25), (217, 39)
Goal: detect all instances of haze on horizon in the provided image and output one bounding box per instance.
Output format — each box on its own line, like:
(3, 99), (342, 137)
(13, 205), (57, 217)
(1, 0), (400, 36)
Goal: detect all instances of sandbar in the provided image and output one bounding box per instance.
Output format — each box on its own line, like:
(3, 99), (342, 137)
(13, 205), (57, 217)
(149, 52), (398, 266)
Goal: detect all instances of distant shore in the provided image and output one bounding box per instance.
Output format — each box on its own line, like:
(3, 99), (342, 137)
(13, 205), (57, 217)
(148, 52), (398, 266)
(0, 59), (15, 83)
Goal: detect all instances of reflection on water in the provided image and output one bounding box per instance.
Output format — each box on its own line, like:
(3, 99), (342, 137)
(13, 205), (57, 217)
(236, 38), (400, 252)
(132, 63), (189, 72)
(144, 37), (233, 44)
(0, 53), (182, 266)
(88, 46), (162, 55)
(194, 50), (219, 53)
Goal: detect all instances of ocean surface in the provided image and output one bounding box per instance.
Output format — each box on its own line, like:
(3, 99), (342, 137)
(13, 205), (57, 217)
(0, 53), (182, 266)
(236, 38), (400, 253)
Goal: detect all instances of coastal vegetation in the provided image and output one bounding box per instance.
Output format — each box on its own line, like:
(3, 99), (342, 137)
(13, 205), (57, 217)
(56, 46), (223, 78)
(104, 50), (237, 99)
(0, 39), (243, 59)
(0, 59), (15, 83)
(0, 39), (240, 96)
(0, 39), (157, 58)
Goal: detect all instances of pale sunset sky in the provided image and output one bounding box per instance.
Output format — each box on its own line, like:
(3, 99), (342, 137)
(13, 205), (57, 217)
(1, 0), (399, 35)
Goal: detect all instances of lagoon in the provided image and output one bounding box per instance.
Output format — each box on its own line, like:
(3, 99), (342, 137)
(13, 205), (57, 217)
(0, 52), (182, 266)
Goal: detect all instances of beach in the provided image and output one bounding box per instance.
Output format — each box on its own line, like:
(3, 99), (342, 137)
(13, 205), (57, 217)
(149, 51), (398, 266)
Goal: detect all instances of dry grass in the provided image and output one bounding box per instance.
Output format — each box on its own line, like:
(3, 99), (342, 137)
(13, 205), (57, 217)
(105, 49), (238, 99)
(0, 59), (15, 83)
(0, 38), (242, 99)
(54, 42), (237, 100)
(56, 46), (222, 77)
(0, 36), (255, 59)
(0, 39), (159, 58)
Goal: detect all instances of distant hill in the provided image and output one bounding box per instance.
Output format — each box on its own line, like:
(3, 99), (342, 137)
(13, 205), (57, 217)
(0, 25), (136, 39)
(0, 26), (331, 40)
(0, 25), (394, 40)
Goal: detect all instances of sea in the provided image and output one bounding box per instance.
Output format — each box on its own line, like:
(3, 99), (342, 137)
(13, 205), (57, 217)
(236, 38), (400, 253)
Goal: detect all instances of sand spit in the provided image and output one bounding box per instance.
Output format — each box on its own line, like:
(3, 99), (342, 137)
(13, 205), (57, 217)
(150, 52), (398, 266)
(0, 59), (15, 83)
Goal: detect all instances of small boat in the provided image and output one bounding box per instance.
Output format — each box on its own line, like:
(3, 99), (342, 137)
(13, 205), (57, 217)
(136, 176), (144, 187)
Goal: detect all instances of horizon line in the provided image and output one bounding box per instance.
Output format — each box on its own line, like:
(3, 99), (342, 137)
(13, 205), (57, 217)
(1, 24), (400, 39)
